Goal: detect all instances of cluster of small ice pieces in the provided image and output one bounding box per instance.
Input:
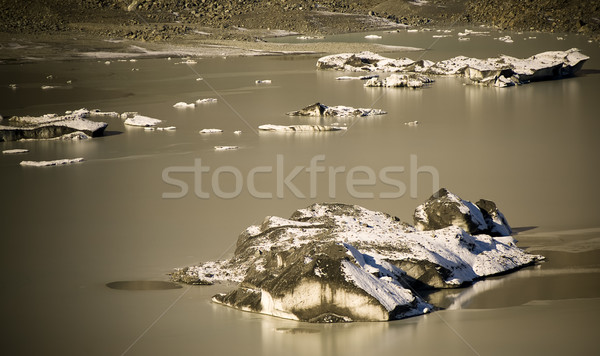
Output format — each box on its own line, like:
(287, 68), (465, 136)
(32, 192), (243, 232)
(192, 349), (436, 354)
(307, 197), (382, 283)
(317, 48), (589, 88)
(364, 73), (434, 88)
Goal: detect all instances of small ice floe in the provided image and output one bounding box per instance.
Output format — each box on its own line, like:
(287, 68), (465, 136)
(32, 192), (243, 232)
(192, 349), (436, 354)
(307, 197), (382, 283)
(66, 80), (72, 84)
(297, 35), (325, 40)
(432, 35), (452, 38)
(131, 68), (139, 71)
(255, 80), (272, 84)
(364, 73), (434, 88)
(20, 157), (84, 167)
(214, 146), (239, 151)
(124, 115), (162, 127)
(104, 61), (111, 65)
(46, 75), (53, 79)
(41, 85), (58, 90)
(458, 29), (490, 37)
(497, 36), (514, 43)
(89, 110), (119, 118)
(405, 121), (419, 126)
(407, 29), (419, 33)
(458, 37), (471, 41)
(120, 112), (138, 119)
(365, 35), (382, 39)
(199, 128), (223, 134)
(234, 130), (242, 135)
(196, 98), (218, 104)
(287, 102), (386, 117)
(177, 59), (197, 65)
(129, 59), (138, 62)
(173, 102), (196, 109)
(157, 126), (176, 131)
(196, 77), (204, 81)
(258, 124), (346, 132)
(3, 149), (29, 154)
(557, 36), (564, 40)
(528, 36), (537, 39)
(9, 84), (17, 89)
(335, 75), (379, 80)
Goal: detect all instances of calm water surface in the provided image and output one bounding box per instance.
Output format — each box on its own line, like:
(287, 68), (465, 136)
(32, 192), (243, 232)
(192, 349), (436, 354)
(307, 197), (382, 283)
(1, 29), (599, 355)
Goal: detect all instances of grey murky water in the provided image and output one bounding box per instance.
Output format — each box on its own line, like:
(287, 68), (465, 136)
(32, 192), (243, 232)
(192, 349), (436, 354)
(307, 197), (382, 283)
(1, 29), (599, 355)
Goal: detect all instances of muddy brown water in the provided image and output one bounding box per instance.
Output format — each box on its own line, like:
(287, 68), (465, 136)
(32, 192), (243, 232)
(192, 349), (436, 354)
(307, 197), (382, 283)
(1, 29), (599, 355)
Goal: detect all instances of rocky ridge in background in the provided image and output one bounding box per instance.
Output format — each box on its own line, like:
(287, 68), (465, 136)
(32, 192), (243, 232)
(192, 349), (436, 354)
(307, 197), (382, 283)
(0, 0), (598, 43)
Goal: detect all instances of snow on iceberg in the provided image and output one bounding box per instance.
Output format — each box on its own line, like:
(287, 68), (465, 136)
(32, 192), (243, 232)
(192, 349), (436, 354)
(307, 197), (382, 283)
(317, 49), (589, 87)
(172, 192), (542, 322)
(0, 109), (107, 141)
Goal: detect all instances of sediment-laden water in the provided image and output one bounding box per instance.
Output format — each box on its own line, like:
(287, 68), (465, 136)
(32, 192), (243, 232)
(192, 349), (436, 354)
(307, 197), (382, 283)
(1, 29), (599, 355)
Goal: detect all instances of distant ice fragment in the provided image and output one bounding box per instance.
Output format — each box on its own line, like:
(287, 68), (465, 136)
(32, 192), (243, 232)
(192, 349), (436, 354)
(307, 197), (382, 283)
(365, 35), (382, 39)
(214, 146), (239, 151)
(3, 149), (29, 154)
(173, 102), (195, 108)
(196, 98), (218, 104)
(199, 128), (223, 134)
(255, 80), (272, 84)
(287, 102), (386, 117)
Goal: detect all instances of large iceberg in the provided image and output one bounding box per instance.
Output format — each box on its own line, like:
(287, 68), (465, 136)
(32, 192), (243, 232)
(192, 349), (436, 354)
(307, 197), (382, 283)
(0, 109), (107, 141)
(317, 48), (589, 87)
(172, 189), (542, 322)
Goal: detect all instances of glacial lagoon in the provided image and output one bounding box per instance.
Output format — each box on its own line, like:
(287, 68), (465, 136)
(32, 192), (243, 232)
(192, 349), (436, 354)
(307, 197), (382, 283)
(1, 29), (599, 355)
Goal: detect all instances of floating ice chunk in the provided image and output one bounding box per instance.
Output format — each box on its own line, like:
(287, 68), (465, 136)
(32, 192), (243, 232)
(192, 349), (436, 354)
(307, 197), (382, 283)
(458, 37), (471, 41)
(497, 35), (514, 43)
(364, 73), (434, 88)
(89, 110), (119, 118)
(3, 149), (29, 154)
(365, 35), (382, 39)
(144, 127), (155, 131)
(335, 75), (379, 80)
(173, 102), (195, 108)
(255, 80), (272, 84)
(297, 35), (325, 40)
(214, 146), (239, 151)
(432, 35), (452, 38)
(287, 102), (386, 117)
(407, 29), (419, 33)
(104, 61), (111, 65)
(120, 112), (138, 119)
(41, 85), (58, 90)
(199, 128), (223, 134)
(234, 130), (242, 135)
(124, 115), (162, 127)
(557, 36), (564, 40)
(20, 157), (84, 167)
(196, 77), (204, 81)
(156, 126), (176, 131)
(196, 98), (218, 104)
(129, 59), (137, 62)
(9, 84), (17, 89)
(258, 124), (346, 132)
(405, 121), (419, 126)
(177, 59), (197, 64)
